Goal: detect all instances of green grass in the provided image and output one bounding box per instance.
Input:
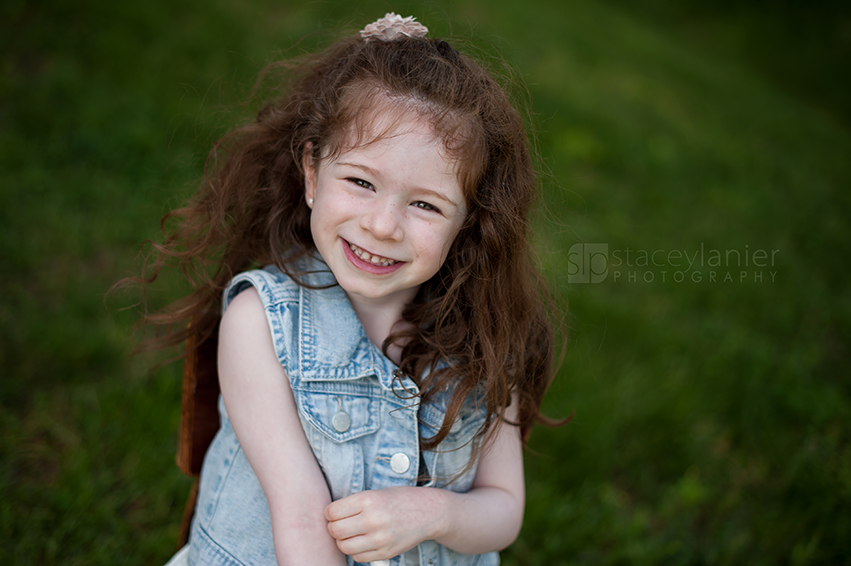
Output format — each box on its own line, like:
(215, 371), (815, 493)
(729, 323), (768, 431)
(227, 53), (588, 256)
(2, 0), (849, 564)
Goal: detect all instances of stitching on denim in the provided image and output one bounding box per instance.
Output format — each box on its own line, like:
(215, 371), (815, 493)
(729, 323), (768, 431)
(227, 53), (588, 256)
(193, 522), (247, 566)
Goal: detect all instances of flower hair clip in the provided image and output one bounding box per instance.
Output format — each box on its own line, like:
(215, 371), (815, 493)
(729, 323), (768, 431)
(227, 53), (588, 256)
(360, 12), (428, 42)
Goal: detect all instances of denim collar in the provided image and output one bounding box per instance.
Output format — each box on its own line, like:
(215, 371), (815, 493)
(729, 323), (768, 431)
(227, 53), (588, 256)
(292, 254), (420, 395)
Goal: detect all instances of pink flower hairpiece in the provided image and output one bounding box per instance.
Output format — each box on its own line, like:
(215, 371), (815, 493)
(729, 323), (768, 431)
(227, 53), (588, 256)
(360, 12), (428, 42)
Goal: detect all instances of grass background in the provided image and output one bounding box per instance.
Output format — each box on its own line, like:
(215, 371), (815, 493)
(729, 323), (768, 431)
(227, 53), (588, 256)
(2, 0), (849, 564)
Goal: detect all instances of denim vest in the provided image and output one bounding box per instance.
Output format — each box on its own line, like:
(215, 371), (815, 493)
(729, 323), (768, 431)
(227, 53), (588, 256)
(187, 259), (499, 566)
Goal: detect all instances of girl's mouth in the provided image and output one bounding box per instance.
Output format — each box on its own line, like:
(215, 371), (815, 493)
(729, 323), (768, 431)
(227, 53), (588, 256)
(347, 241), (399, 267)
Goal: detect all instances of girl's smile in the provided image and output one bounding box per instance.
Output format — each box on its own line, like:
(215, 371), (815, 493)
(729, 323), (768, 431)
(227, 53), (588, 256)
(343, 239), (404, 272)
(304, 109), (467, 310)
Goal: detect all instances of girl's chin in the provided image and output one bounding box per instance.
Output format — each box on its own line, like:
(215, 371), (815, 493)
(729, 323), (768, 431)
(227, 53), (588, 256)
(339, 280), (421, 305)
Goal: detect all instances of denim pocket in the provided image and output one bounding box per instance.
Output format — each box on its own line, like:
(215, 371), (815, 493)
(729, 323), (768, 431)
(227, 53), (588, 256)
(292, 381), (384, 499)
(295, 384), (382, 443)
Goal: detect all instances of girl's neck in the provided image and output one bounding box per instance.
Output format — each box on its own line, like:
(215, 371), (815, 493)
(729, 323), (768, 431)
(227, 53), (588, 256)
(345, 290), (415, 366)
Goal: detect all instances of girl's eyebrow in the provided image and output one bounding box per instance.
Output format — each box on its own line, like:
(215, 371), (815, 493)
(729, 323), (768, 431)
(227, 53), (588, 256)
(336, 161), (461, 208)
(415, 187), (460, 208)
(337, 161), (381, 178)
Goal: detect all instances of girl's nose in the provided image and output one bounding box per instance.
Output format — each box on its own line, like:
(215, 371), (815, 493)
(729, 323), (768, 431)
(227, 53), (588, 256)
(361, 199), (403, 241)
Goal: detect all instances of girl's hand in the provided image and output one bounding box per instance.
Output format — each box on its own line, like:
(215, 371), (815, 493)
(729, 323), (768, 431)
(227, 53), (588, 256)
(325, 398), (525, 561)
(324, 486), (446, 562)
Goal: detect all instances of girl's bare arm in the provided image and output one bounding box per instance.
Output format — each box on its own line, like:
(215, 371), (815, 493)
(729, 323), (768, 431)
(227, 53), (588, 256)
(218, 288), (347, 566)
(432, 402), (526, 553)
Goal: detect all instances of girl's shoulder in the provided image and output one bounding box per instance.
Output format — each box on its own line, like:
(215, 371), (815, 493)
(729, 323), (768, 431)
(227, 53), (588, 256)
(222, 254), (336, 313)
(223, 265), (299, 313)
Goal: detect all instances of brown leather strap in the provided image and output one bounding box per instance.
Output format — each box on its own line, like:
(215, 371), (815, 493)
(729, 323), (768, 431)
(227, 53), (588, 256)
(176, 322), (221, 476)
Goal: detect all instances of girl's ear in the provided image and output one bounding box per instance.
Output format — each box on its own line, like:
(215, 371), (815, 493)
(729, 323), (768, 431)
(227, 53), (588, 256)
(302, 143), (316, 209)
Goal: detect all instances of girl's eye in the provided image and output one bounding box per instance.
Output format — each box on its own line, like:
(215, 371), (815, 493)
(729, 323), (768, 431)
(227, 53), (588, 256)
(347, 177), (373, 190)
(412, 201), (440, 213)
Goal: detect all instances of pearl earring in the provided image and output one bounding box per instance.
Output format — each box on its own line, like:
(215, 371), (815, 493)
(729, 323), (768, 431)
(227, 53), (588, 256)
(308, 198), (314, 206)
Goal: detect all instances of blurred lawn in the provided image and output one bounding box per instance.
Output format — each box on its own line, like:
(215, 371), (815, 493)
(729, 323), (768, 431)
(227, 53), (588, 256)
(2, 0), (849, 564)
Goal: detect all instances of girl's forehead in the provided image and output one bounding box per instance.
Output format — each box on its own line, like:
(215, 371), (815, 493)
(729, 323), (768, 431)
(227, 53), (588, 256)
(340, 97), (441, 149)
(356, 94), (470, 146)
(327, 104), (457, 169)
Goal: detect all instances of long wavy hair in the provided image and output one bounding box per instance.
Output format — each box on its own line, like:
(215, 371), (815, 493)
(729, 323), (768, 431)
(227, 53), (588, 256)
(134, 31), (566, 457)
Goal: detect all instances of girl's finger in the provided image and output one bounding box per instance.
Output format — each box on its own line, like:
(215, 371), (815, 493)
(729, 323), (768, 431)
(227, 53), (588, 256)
(324, 497), (361, 521)
(327, 513), (367, 541)
(334, 533), (378, 558)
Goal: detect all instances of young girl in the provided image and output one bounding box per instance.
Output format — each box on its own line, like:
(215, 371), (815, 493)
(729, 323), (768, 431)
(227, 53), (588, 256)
(148, 12), (562, 566)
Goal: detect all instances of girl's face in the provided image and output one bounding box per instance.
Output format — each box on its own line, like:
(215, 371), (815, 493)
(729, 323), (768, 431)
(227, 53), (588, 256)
(304, 113), (467, 308)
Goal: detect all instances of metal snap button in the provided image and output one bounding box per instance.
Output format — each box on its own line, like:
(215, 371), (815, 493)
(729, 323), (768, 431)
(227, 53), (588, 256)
(332, 411), (351, 433)
(449, 418), (462, 435)
(331, 397), (351, 433)
(390, 452), (410, 474)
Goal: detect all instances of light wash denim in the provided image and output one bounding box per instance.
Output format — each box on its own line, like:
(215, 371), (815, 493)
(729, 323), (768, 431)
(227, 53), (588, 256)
(185, 257), (499, 566)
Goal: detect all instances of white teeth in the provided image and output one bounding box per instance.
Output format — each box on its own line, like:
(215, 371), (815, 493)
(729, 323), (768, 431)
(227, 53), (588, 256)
(349, 243), (397, 266)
